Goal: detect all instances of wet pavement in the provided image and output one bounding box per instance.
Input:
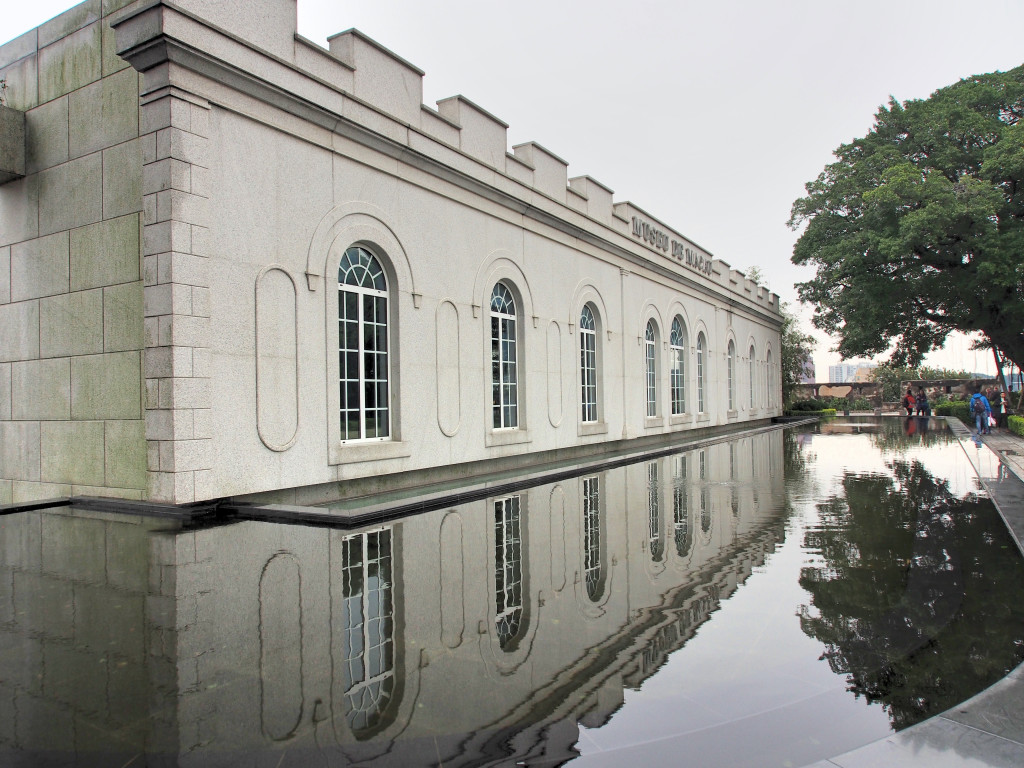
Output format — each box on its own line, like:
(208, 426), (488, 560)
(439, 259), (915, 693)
(807, 418), (1024, 768)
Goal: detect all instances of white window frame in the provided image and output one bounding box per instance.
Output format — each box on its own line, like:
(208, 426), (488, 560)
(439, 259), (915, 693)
(338, 246), (390, 442)
(645, 320), (658, 418)
(696, 332), (707, 414)
(491, 283), (519, 429)
(727, 339), (736, 411)
(749, 344), (756, 409)
(670, 317), (686, 415)
(580, 304), (598, 423)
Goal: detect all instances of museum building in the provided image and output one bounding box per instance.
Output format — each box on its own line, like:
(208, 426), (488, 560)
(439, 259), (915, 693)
(0, 0), (782, 507)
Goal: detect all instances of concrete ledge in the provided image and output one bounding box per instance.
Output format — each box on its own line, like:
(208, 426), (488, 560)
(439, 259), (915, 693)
(234, 417), (779, 511)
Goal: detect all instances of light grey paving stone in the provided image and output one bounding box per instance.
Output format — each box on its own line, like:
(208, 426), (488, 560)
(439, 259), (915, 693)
(942, 667), (1024, 745)
(827, 717), (1024, 768)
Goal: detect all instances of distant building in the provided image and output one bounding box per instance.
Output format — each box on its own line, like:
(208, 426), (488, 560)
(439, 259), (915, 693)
(852, 364), (877, 383)
(799, 359), (816, 384)
(829, 362), (876, 383)
(829, 364), (858, 383)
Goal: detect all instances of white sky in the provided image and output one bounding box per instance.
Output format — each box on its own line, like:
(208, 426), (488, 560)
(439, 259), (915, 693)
(7, 0), (1022, 377)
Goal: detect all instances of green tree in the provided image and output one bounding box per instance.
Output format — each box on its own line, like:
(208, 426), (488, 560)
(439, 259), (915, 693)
(789, 65), (1024, 371)
(871, 363), (972, 402)
(781, 304), (815, 407)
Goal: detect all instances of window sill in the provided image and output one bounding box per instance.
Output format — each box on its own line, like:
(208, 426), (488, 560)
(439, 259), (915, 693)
(727, 409), (739, 420)
(329, 440), (411, 466)
(643, 416), (665, 430)
(748, 407), (759, 417)
(578, 421), (609, 437)
(696, 413), (710, 423)
(486, 428), (531, 448)
(670, 413), (692, 427)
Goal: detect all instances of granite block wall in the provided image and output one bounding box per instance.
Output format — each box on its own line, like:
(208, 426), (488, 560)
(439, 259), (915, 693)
(0, 0), (145, 504)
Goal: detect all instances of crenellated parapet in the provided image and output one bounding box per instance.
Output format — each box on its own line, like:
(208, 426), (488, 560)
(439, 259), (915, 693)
(100, 0), (779, 313)
(511, 141), (569, 200)
(436, 95), (509, 170)
(327, 29), (424, 127)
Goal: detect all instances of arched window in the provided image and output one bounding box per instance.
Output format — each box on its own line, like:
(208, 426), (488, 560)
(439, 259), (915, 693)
(670, 317), (686, 415)
(580, 304), (598, 423)
(495, 495), (526, 650)
(749, 344), (756, 409)
(582, 476), (605, 601)
(491, 283), (518, 429)
(696, 332), (707, 413)
(339, 246), (389, 441)
(766, 349), (774, 407)
(727, 340), (736, 410)
(341, 529), (396, 737)
(645, 320), (658, 417)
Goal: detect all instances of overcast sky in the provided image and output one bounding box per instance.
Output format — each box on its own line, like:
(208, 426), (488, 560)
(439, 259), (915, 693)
(7, 0), (1023, 376)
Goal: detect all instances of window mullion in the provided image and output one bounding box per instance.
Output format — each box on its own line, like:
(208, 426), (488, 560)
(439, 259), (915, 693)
(356, 289), (367, 440)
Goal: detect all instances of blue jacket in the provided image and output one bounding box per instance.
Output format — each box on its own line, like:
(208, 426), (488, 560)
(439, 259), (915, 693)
(969, 393), (992, 415)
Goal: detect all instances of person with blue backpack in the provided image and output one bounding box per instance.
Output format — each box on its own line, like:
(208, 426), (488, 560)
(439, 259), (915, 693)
(969, 389), (992, 435)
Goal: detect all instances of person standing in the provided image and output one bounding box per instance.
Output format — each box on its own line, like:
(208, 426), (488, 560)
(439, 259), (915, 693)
(969, 389), (992, 435)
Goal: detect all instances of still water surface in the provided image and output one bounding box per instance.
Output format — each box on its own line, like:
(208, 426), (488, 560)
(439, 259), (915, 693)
(1, 417), (1023, 767)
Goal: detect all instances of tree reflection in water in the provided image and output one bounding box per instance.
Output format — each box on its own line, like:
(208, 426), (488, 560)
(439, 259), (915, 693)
(798, 458), (1024, 730)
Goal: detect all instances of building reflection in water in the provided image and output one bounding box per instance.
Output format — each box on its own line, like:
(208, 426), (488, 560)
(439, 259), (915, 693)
(0, 431), (789, 766)
(494, 495), (527, 652)
(339, 529), (397, 737)
(583, 476), (605, 603)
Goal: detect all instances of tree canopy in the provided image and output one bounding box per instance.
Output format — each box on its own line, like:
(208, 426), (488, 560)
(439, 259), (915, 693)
(789, 65), (1024, 371)
(780, 304), (815, 407)
(870, 363), (973, 402)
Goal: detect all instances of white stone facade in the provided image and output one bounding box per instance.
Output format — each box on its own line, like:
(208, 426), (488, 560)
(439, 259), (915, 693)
(0, 0), (782, 506)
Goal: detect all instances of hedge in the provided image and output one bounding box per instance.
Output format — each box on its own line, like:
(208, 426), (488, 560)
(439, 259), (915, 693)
(783, 408), (837, 417)
(1010, 415), (1024, 437)
(934, 400), (971, 425)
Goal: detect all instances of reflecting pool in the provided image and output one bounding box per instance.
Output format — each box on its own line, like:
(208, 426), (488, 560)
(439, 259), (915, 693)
(2, 417), (1023, 767)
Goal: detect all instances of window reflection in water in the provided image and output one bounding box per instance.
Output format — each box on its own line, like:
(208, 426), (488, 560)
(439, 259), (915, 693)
(673, 454), (691, 558)
(495, 495), (526, 650)
(648, 462), (664, 562)
(699, 450), (711, 535)
(583, 476), (605, 601)
(341, 529), (395, 736)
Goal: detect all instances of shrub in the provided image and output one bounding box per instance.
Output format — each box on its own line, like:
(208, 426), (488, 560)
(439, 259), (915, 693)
(1009, 415), (1024, 437)
(934, 400), (971, 425)
(790, 399), (826, 412)
(814, 396), (873, 412)
(783, 408), (837, 417)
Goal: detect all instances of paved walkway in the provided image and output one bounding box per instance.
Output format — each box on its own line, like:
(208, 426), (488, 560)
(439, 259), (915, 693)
(808, 419), (1024, 768)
